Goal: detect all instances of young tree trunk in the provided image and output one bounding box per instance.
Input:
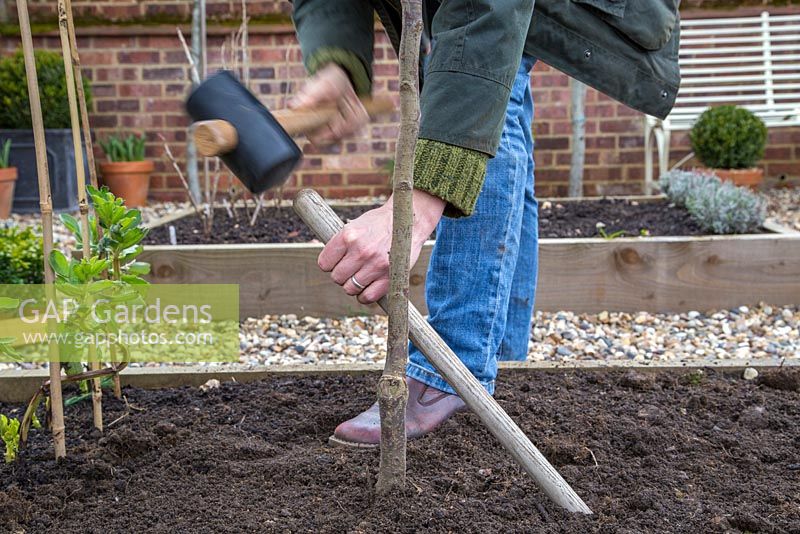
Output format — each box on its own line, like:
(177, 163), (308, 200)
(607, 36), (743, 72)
(376, 0), (422, 495)
(569, 79), (587, 198)
(185, 0), (204, 203)
(17, 0), (67, 459)
(57, 0), (103, 431)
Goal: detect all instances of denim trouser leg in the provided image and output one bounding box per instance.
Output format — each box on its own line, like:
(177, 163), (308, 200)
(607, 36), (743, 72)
(406, 56), (537, 395)
(498, 75), (538, 362)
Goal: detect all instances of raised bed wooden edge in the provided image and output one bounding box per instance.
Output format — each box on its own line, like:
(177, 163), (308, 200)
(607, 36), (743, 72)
(141, 196), (800, 317)
(1, 358), (796, 403)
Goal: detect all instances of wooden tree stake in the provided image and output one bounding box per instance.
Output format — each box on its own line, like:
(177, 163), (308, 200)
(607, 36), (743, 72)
(17, 0), (67, 459)
(376, 0), (423, 494)
(294, 189), (593, 514)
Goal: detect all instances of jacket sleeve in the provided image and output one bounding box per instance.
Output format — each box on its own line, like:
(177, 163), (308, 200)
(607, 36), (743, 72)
(291, 0), (375, 95)
(413, 0), (534, 217)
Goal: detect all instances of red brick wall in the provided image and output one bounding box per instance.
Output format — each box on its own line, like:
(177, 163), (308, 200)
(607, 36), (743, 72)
(7, 0), (797, 23)
(3, 1), (291, 23)
(1, 10), (798, 201)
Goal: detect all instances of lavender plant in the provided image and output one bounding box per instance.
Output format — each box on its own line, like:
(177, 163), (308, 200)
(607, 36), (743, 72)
(658, 169), (719, 207)
(685, 179), (766, 234)
(660, 169), (766, 234)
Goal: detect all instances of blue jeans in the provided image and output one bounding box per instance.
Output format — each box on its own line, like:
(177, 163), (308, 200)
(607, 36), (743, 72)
(407, 56), (538, 395)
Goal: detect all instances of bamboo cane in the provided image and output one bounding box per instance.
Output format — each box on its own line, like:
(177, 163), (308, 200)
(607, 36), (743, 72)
(57, 0), (103, 431)
(62, 0), (111, 407)
(376, 0), (423, 494)
(294, 189), (593, 514)
(62, 0), (96, 188)
(17, 0), (67, 459)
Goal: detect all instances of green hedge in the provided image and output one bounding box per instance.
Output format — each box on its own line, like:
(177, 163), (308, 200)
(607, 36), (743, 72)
(0, 50), (92, 130)
(0, 226), (44, 284)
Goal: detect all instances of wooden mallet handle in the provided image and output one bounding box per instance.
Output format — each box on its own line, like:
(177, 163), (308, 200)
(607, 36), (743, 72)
(193, 97), (395, 157)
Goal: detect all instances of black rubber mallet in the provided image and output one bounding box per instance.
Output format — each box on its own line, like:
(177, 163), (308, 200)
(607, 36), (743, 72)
(185, 70), (394, 194)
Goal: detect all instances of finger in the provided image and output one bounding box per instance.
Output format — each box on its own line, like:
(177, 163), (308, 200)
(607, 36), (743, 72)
(342, 267), (379, 296)
(324, 108), (352, 142)
(358, 278), (389, 304)
(343, 93), (370, 132)
(289, 76), (339, 110)
(318, 233), (348, 272)
(330, 250), (363, 286)
(306, 121), (341, 147)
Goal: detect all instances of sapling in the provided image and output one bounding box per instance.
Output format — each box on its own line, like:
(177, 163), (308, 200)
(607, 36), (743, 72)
(376, 0), (422, 494)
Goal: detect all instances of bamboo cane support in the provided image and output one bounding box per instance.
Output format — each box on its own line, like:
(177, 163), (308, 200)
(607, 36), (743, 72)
(294, 189), (593, 514)
(63, 0), (111, 407)
(376, 0), (423, 494)
(62, 0), (97, 188)
(57, 0), (103, 431)
(17, 0), (67, 459)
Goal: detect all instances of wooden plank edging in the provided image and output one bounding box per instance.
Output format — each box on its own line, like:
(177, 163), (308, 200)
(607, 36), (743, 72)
(0, 358), (795, 403)
(140, 232), (800, 315)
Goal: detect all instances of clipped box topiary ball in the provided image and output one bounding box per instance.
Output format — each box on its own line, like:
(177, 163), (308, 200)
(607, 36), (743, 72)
(689, 105), (767, 170)
(0, 49), (92, 130)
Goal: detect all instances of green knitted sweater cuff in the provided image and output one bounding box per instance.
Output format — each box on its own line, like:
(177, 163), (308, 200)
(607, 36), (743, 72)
(414, 139), (488, 218)
(306, 47), (372, 96)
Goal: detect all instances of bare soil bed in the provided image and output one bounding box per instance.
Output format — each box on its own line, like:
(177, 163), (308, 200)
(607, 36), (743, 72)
(143, 199), (717, 245)
(2, 369), (798, 533)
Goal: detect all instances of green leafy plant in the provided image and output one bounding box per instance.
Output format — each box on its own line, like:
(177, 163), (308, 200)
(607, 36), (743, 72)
(1, 413), (20, 463)
(686, 370), (705, 387)
(0, 296), (20, 362)
(0, 226), (44, 284)
(0, 139), (11, 168)
(595, 222), (625, 240)
(660, 169), (766, 234)
(48, 186), (150, 367)
(99, 134), (147, 163)
(0, 49), (93, 129)
(689, 105), (767, 169)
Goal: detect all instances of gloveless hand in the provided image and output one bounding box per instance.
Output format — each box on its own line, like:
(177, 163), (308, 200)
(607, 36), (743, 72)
(318, 189), (446, 304)
(289, 63), (369, 146)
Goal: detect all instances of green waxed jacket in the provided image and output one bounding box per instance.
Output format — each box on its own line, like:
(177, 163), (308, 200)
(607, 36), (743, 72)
(292, 0), (680, 216)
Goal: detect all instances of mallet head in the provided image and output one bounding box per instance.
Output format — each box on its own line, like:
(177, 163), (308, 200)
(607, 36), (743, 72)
(186, 70), (302, 195)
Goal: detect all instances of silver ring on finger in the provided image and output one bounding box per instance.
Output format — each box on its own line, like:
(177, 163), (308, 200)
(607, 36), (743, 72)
(351, 275), (367, 291)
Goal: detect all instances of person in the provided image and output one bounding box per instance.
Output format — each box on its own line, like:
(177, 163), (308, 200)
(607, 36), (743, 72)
(290, 0), (680, 447)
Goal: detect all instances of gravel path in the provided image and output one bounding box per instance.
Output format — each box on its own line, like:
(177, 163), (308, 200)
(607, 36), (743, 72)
(234, 304), (799, 367)
(765, 188), (800, 232)
(2, 304), (797, 372)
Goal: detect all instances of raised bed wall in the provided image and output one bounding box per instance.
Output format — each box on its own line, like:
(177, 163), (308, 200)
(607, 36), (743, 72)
(141, 232), (800, 317)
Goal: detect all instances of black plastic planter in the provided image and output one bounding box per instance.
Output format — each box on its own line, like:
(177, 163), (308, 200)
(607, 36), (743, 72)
(0, 129), (90, 213)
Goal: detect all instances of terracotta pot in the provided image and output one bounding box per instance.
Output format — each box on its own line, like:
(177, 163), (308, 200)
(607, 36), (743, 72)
(700, 167), (764, 189)
(99, 160), (154, 207)
(0, 167), (18, 219)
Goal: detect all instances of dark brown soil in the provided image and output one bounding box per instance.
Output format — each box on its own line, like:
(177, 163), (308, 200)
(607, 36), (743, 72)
(2, 369), (798, 533)
(538, 199), (707, 239)
(144, 206), (378, 246)
(143, 198), (720, 246)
